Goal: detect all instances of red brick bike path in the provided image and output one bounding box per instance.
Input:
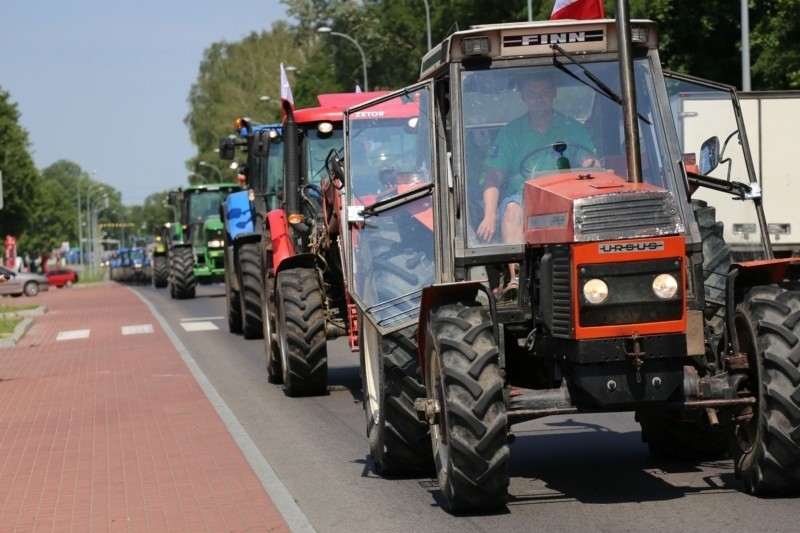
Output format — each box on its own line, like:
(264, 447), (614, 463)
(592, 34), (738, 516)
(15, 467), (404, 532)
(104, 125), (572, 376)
(0, 283), (289, 532)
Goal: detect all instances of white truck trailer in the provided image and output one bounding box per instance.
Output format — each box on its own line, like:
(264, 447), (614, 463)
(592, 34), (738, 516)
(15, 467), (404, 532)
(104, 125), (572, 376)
(675, 90), (800, 257)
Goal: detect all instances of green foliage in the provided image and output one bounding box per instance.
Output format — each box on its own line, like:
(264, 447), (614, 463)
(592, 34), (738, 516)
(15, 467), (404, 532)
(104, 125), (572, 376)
(185, 21), (307, 181)
(750, 0), (800, 89)
(0, 88), (41, 242)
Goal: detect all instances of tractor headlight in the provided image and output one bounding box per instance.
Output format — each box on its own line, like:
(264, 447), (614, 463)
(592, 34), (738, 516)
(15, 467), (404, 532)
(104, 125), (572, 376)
(207, 240), (224, 249)
(652, 274), (678, 299)
(582, 278), (609, 304)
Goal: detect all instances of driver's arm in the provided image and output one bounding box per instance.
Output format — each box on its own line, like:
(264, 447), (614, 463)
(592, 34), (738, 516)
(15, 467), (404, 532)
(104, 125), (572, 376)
(476, 168), (503, 242)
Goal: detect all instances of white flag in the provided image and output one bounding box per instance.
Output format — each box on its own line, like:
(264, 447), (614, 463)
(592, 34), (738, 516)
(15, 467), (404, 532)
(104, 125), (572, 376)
(280, 62), (294, 105)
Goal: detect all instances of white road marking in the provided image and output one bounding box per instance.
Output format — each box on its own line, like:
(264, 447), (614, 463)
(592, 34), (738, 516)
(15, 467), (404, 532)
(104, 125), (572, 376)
(56, 329), (91, 341)
(121, 324), (154, 335)
(180, 321), (219, 332)
(180, 316), (225, 322)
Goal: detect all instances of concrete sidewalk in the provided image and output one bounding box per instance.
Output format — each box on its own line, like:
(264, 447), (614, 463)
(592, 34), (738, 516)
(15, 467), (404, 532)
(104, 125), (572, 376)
(0, 283), (290, 531)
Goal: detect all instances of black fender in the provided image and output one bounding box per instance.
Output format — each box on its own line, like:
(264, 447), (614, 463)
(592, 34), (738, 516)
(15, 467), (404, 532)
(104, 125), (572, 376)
(417, 281), (498, 382)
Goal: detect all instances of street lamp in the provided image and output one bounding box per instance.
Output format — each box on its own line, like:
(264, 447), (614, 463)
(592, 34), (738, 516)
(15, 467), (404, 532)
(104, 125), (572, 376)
(199, 161), (223, 182)
(317, 26), (368, 91)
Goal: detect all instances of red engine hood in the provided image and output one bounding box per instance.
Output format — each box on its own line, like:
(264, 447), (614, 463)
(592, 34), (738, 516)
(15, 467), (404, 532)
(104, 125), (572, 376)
(523, 170), (678, 245)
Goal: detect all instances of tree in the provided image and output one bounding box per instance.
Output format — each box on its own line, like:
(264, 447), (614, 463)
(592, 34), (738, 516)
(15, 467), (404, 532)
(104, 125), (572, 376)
(0, 88), (41, 247)
(750, 0), (800, 89)
(185, 21), (308, 182)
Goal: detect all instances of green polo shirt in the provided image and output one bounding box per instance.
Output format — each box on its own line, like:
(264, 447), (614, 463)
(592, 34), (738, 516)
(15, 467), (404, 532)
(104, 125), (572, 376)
(486, 111), (595, 194)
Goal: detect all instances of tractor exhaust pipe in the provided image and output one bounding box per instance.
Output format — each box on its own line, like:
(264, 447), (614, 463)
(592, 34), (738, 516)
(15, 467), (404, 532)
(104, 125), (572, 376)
(615, 0), (643, 185)
(283, 101), (301, 222)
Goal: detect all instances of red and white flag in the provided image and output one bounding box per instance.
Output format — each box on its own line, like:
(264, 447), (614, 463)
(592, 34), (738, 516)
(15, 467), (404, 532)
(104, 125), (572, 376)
(550, 0), (605, 20)
(280, 62), (294, 118)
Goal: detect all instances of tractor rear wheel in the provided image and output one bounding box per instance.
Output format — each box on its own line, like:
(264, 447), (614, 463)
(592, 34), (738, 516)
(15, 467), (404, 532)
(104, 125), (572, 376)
(361, 315), (433, 476)
(171, 247), (196, 299)
(426, 302), (509, 513)
(224, 258), (242, 334)
(276, 267), (328, 396)
(238, 242), (263, 339)
(152, 256), (168, 288)
(731, 285), (800, 495)
(694, 200), (732, 337)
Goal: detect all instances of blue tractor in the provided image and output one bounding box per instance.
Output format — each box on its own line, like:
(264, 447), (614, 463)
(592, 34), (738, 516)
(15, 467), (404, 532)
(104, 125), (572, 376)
(218, 120), (284, 337)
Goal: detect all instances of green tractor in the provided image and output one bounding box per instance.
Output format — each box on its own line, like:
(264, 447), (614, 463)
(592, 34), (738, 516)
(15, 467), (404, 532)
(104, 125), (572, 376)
(158, 184), (240, 299)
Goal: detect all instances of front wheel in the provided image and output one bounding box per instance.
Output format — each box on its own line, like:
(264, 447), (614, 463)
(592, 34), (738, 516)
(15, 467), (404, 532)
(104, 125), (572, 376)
(275, 267), (328, 396)
(171, 247), (196, 299)
(152, 255), (168, 288)
(23, 281), (40, 296)
(361, 315), (433, 476)
(731, 285), (800, 495)
(426, 302), (509, 513)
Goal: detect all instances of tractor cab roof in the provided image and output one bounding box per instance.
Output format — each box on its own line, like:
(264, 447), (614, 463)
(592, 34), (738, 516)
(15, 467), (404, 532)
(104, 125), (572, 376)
(293, 91), (390, 124)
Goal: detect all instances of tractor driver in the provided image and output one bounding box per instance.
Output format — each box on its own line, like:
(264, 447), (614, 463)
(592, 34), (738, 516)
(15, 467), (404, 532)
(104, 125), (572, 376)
(475, 71), (597, 295)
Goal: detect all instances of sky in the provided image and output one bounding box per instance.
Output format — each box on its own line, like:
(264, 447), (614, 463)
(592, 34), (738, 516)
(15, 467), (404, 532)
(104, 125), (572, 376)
(0, 1), (290, 206)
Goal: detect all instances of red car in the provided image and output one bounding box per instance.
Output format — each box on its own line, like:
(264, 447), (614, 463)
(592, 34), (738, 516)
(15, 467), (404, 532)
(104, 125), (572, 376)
(45, 269), (79, 288)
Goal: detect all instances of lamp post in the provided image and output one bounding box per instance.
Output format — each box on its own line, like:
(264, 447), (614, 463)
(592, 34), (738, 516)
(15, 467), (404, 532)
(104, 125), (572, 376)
(317, 26), (368, 91)
(76, 170), (97, 273)
(85, 183), (106, 276)
(421, 0), (431, 50)
(199, 161), (223, 182)
(86, 188), (108, 277)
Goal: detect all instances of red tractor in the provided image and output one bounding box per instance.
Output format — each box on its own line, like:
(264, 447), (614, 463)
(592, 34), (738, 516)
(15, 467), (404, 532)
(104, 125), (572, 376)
(334, 9), (800, 513)
(261, 91), (388, 396)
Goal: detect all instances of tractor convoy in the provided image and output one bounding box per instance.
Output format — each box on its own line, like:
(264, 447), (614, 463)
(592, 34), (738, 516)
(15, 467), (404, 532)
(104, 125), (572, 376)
(137, 4), (800, 515)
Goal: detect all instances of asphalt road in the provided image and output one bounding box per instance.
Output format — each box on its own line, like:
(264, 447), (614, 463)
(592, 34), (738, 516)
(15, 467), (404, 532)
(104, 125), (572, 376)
(135, 282), (800, 533)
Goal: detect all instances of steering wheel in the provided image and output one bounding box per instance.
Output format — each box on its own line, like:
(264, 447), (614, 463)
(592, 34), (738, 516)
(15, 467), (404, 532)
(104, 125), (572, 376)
(518, 141), (596, 177)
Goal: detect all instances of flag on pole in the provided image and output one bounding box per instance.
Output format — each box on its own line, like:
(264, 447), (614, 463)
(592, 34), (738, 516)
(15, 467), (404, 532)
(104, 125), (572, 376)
(280, 62), (294, 118)
(550, 0), (605, 20)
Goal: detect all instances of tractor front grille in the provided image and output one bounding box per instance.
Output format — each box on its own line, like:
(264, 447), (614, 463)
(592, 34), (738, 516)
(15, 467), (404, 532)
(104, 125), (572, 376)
(574, 190), (683, 242)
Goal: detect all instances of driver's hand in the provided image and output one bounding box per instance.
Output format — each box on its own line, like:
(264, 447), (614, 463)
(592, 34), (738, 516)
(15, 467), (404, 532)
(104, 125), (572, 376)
(476, 215), (496, 243)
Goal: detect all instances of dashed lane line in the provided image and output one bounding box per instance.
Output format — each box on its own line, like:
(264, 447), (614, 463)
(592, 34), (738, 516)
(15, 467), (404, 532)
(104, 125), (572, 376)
(56, 329), (91, 341)
(121, 324), (154, 335)
(180, 321), (219, 332)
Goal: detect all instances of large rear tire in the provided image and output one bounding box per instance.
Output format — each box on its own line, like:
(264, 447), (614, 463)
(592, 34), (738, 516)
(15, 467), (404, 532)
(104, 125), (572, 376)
(361, 315), (433, 476)
(152, 256), (168, 288)
(731, 285), (800, 495)
(426, 302), (509, 513)
(276, 267), (328, 396)
(238, 242), (263, 339)
(171, 247), (196, 299)
(694, 200), (732, 336)
(224, 258), (242, 334)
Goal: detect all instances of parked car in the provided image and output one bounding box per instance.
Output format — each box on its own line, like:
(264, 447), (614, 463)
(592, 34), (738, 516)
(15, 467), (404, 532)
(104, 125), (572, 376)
(45, 269), (79, 288)
(0, 266), (50, 297)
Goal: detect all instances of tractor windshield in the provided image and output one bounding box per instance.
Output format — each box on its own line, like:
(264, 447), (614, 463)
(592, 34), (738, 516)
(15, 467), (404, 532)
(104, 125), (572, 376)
(307, 128), (343, 184)
(665, 73), (768, 261)
(460, 60), (679, 248)
(250, 129), (284, 212)
(344, 86), (435, 330)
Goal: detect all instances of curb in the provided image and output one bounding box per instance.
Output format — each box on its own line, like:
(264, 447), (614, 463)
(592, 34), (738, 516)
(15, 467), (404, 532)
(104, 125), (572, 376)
(0, 305), (47, 348)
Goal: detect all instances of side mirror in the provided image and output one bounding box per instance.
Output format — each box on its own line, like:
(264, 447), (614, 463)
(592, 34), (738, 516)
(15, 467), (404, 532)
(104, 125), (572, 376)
(167, 191), (177, 205)
(250, 130), (274, 159)
(325, 148), (345, 187)
(219, 137), (235, 160)
(699, 136), (720, 175)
